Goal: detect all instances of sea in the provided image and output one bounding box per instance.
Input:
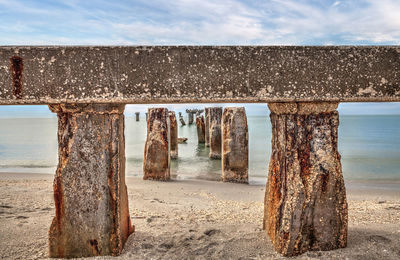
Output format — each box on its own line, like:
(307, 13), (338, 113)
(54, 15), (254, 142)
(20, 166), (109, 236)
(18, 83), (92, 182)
(0, 111), (399, 186)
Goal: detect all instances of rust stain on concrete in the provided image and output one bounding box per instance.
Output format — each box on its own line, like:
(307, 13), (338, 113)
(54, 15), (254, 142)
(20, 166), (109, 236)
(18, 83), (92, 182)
(10, 56), (23, 99)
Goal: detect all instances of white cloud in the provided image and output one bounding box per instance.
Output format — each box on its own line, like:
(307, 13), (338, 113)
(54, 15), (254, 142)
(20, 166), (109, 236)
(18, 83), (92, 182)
(0, 0), (399, 45)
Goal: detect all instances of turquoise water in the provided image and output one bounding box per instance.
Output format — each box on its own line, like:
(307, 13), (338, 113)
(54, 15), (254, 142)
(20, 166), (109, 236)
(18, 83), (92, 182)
(0, 115), (399, 184)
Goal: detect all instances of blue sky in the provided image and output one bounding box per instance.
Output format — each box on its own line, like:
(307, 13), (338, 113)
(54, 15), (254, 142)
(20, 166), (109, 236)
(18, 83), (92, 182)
(1, 0), (400, 45)
(0, 0), (399, 115)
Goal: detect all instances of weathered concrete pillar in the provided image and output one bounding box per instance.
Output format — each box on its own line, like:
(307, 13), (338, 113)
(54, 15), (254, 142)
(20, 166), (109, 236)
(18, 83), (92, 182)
(169, 111), (178, 159)
(222, 107), (248, 183)
(188, 112), (194, 124)
(179, 112), (186, 126)
(264, 102), (348, 257)
(48, 104), (133, 258)
(209, 107), (222, 159)
(135, 112), (140, 121)
(196, 115), (205, 143)
(205, 108), (210, 147)
(143, 108), (170, 180)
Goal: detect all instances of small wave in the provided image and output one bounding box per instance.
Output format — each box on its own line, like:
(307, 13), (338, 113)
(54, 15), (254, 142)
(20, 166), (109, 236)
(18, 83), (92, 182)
(0, 164), (55, 168)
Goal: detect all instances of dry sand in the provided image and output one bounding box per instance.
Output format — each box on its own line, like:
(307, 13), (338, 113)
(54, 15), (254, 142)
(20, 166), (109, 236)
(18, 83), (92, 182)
(0, 172), (399, 260)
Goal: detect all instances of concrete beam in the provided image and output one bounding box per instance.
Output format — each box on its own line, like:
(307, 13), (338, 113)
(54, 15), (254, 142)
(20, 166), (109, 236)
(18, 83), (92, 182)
(0, 46), (399, 105)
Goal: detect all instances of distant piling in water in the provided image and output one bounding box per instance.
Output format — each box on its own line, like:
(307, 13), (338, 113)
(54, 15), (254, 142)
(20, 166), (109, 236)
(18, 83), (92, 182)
(205, 108), (210, 147)
(209, 107), (222, 159)
(143, 108), (170, 181)
(196, 115), (206, 143)
(222, 107), (249, 183)
(169, 111), (178, 159)
(179, 112), (186, 126)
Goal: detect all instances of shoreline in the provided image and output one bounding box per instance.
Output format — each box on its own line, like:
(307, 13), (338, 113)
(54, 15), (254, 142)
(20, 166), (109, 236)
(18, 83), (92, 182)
(0, 172), (399, 259)
(1, 170), (400, 188)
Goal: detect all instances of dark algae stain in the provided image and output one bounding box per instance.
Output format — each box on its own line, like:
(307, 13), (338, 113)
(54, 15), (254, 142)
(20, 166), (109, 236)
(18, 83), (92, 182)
(10, 56), (24, 99)
(89, 239), (101, 255)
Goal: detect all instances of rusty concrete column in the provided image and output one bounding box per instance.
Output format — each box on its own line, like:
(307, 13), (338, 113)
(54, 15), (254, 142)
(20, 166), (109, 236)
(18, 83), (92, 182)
(209, 107), (222, 159)
(48, 104), (133, 258)
(264, 102), (348, 257)
(188, 112), (194, 125)
(222, 107), (249, 183)
(143, 108), (170, 180)
(169, 111), (178, 159)
(196, 115), (206, 143)
(205, 108), (210, 147)
(135, 112), (140, 121)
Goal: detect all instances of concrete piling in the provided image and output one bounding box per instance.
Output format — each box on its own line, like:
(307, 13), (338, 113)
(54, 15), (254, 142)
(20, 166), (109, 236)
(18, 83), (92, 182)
(143, 108), (170, 180)
(205, 108), (210, 147)
(48, 103), (133, 258)
(179, 112), (186, 126)
(188, 112), (194, 125)
(264, 102), (348, 256)
(135, 112), (140, 121)
(169, 111), (178, 159)
(196, 115), (206, 143)
(209, 107), (223, 159)
(222, 107), (249, 183)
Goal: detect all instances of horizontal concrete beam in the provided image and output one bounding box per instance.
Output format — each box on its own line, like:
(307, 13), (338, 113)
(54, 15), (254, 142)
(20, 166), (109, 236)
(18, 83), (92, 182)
(0, 46), (399, 105)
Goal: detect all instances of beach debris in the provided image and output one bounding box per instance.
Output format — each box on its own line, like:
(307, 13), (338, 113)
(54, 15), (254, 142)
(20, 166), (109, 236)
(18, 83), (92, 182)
(208, 107), (223, 159)
(204, 229), (219, 236)
(47, 104), (133, 258)
(169, 111), (178, 159)
(204, 108), (210, 147)
(135, 112), (140, 121)
(143, 108), (170, 181)
(222, 107), (249, 183)
(178, 137), (188, 143)
(264, 102), (348, 257)
(196, 115), (206, 143)
(178, 112), (186, 126)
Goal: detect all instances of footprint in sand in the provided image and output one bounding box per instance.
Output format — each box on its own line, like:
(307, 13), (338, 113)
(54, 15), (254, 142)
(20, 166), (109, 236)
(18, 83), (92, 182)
(15, 215), (29, 219)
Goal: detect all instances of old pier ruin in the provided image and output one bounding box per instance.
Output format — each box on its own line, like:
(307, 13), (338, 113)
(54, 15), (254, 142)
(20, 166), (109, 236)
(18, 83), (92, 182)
(221, 107), (249, 183)
(208, 107), (223, 159)
(196, 114), (206, 143)
(0, 46), (399, 258)
(168, 111), (178, 159)
(143, 108), (170, 181)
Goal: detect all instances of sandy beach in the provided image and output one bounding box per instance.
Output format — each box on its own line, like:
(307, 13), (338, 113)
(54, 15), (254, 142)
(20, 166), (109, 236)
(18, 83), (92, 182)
(0, 172), (399, 260)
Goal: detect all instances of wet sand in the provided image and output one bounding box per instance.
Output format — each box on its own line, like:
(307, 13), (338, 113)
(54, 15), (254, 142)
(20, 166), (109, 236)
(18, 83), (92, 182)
(0, 172), (399, 259)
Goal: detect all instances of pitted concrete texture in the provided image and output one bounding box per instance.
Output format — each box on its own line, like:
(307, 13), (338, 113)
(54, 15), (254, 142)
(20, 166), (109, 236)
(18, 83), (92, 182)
(265, 102), (347, 256)
(222, 107), (249, 183)
(143, 108), (170, 180)
(268, 102), (338, 114)
(48, 103), (133, 258)
(0, 46), (399, 104)
(209, 107), (223, 159)
(169, 111), (178, 159)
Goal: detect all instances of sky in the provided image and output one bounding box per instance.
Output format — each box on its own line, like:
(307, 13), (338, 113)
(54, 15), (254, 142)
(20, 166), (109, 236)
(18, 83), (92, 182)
(0, 0), (399, 115)
(1, 0), (400, 45)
